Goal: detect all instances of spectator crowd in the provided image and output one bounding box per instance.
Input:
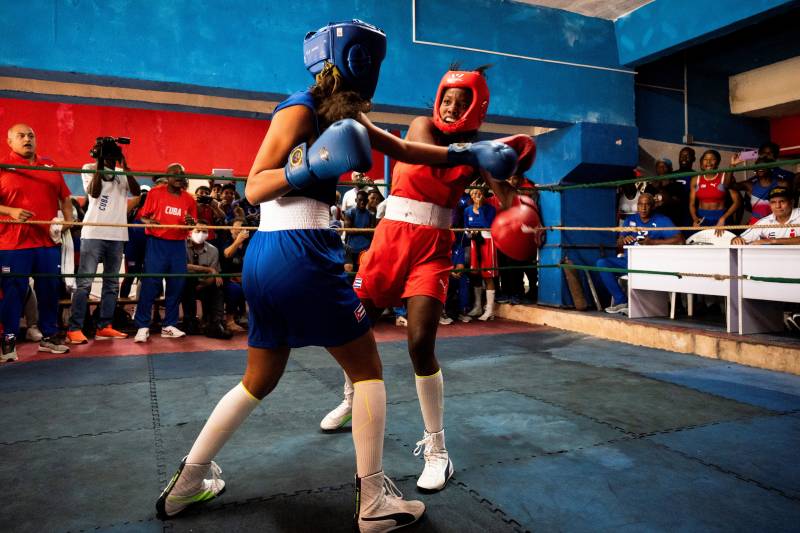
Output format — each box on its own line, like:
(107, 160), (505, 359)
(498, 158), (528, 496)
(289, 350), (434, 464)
(600, 141), (800, 319)
(3, 125), (798, 363)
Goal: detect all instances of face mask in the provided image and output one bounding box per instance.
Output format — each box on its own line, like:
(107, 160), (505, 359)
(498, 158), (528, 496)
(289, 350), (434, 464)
(191, 231), (208, 244)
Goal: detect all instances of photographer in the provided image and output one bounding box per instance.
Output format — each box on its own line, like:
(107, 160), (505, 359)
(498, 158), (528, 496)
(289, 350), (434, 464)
(67, 137), (140, 344)
(194, 185), (225, 242)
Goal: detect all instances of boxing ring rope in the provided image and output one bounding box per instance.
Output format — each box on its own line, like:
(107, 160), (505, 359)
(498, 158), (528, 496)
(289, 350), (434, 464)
(2, 157), (797, 192)
(2, 159), (800, 287)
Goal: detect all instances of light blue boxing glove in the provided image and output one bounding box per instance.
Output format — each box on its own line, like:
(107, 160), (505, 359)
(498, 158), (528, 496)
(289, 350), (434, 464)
(447, 141), (518, 181)
(284, 118), (372, 190)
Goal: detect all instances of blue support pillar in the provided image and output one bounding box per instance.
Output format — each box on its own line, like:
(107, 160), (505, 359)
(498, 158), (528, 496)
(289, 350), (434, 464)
(532, 122), (638, 307)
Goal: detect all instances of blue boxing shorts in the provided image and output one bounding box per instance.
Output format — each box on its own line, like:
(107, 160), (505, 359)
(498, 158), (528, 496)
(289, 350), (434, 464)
(243, 229), (371, 349)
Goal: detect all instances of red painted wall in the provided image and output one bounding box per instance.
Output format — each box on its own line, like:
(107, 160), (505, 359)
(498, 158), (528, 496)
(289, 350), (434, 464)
(771, 114), (800, 156)
(0, 97), (389, 182)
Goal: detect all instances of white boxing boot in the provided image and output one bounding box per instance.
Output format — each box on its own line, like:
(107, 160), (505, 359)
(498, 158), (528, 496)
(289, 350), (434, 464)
(156, 457), (225, 519)
(320, 372), (354, 431)
(413, 429), (454, 492)
(467, 287), (483, 317)
(355, 471), (425, 532)
(478, 289), (496, 321)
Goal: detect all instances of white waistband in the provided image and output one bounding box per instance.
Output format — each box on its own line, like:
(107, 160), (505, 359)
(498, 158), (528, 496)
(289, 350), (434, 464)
(258, 197), (331, 231)
(383, 196), (452, 229)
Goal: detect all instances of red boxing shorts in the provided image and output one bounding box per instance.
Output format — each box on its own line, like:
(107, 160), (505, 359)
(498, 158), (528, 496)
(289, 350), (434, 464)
(354, 219), (454, 308)
(469, 235), (498, 279)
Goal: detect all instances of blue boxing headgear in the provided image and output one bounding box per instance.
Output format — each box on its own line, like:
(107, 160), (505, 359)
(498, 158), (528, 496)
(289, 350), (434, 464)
(303, 19), (387, 100)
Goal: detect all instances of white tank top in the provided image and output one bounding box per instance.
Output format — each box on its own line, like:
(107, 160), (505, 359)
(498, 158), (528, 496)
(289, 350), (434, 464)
(618, 190), (640, 215)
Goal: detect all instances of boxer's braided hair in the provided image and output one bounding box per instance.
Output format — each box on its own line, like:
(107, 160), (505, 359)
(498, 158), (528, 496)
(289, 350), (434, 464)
(310, 63), (372, 131)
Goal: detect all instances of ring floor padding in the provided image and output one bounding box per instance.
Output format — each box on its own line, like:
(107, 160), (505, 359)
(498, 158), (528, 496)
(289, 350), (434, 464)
(1, 320), (799, 532)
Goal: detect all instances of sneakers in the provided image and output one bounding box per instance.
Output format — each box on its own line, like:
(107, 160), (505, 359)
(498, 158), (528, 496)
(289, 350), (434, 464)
(1, 334), (18, 363)
(413, 429), (454, 492)
(95, 326), (128, 340)
(224, 320), (246, 333)
(205, 323), (233, 340)
(355, 471), (424, 533)
(457, 314), (472, 323)
(784, 312), (800, 332)
(66, 330), (89, 344)
(156, 457), (225, 520)
(478, 289), (496, 321)
(320, 378), (354, 431)
(395, 316), (408, 327)
(161, 326), (186, 339)
(25, 325), (43, 342)
(439, 314), (453, 325)
(604, 303), (628, 314)
(38, 335), (70, 354)
(134, 327), (150, 343)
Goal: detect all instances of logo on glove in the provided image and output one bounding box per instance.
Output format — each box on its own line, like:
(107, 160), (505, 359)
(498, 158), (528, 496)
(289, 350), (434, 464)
(289, 146), (304, 168)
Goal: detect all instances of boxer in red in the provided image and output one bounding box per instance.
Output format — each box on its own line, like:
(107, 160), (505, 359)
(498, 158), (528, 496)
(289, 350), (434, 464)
(320, 67), (535, 493)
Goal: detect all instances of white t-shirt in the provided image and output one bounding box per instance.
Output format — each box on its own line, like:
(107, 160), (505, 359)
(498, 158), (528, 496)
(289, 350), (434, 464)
(341, 187), (359, 212)
(740, 208), (800, 243)
(80, 162), (131, 241)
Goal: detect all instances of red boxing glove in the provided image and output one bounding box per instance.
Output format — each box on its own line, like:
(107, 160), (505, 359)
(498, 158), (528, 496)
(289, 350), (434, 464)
(495, 134), (536, 174)
(491, 195), (544, 261)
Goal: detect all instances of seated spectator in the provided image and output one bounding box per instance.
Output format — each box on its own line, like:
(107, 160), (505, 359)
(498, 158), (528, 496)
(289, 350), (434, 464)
(617, 180), (641, 225)
(498, 173), (538, 304)
(689, 150), (741, 235)
(330, 190), (343, 226)
(219, 183), (244, 224)
(732, 156), (781, 224)
(219, 219), (249, 332)
(731, 187), (800, 245)
(366, 187), (384, 216)
(133, 163), (197, 342)
(1, 123), (73, 360)
(182, 224), (232, 339)
(341, 171), (371, 212)
(757, 142), (795, 183)
(235, 195), (260, 227)
(343, 190), (376, 273)
(464, 185), (498, 321)
(597, 193), (684, 315)
(210, 182), (222, 201)
(66, 138), (140, 344)
(194, 185), (225, 242)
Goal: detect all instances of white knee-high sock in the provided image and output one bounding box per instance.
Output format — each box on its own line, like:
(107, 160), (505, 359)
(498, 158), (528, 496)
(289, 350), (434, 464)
(415, 370), (444, 433)
(351, 379), (386, 477)
(186, 382), (260, 464)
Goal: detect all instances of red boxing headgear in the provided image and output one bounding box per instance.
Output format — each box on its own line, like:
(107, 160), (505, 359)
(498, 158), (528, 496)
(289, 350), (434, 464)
(491, 195), (544, 261)
(432, 71), (490, 134)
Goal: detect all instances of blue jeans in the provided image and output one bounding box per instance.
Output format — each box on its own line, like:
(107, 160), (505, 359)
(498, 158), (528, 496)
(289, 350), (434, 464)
(0, 246), (61, 337)
(68, 239), (124, 330)
(134, 237), (187, 328)
(596, 255), (628, 305)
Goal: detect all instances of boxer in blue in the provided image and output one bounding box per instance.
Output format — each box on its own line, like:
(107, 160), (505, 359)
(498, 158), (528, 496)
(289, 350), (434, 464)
(156, 20), (517, 532)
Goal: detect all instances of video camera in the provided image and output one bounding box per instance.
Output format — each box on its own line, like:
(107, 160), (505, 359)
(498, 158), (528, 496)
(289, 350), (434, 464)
(90, 136), (131, 164)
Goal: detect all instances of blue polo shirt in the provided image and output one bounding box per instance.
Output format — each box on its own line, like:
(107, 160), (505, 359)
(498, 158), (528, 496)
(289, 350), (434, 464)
(621, 212), (680, 254)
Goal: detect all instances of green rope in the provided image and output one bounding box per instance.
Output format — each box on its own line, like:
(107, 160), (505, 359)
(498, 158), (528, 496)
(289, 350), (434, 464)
(0, 272), (241, 279)
(535, 158), (800, 191)
(4, 158), (796, 193)
(0, 163), (248, 182)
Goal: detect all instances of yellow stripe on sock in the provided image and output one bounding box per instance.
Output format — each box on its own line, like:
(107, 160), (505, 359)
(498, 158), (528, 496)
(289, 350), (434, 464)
(238, 382), (261, 403)
(415, 369), (442, 379)
(353, 379), (384, 386)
